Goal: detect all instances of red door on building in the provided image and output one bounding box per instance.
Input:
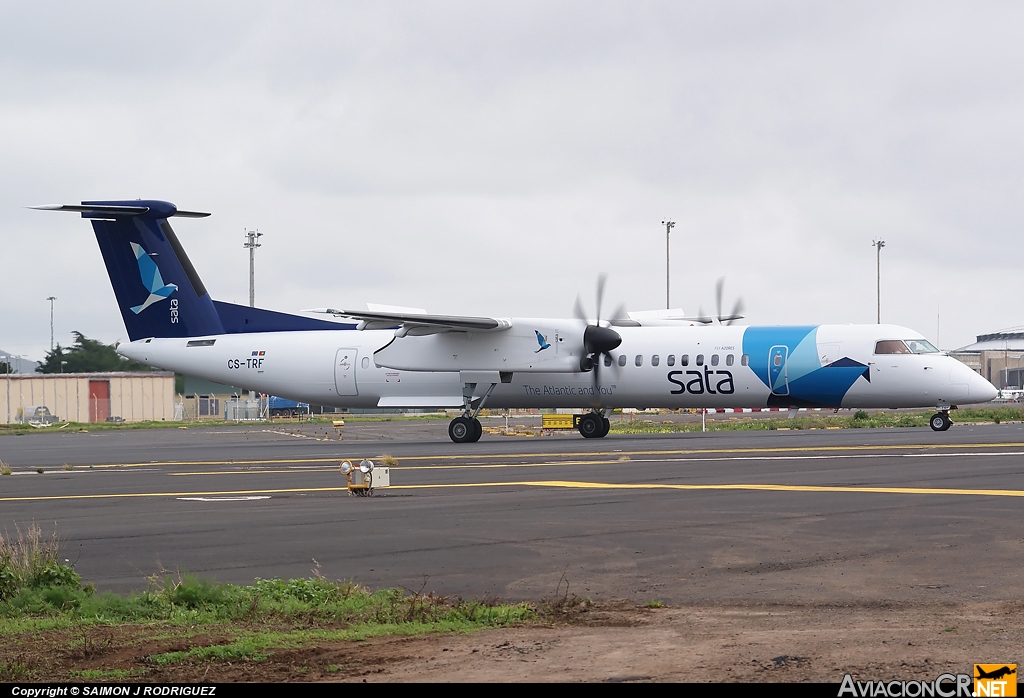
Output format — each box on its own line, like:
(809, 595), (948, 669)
(89, 380), (110, 422)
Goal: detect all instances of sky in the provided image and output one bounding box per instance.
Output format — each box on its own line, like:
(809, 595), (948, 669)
(2, 1), (1022, 361)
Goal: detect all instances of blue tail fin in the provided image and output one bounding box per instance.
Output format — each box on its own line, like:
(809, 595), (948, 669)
(33, 199), (350, 340)
(85, 200), (226, 340)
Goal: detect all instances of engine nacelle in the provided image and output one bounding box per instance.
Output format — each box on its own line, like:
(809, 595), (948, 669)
(373, 319), (584, 372)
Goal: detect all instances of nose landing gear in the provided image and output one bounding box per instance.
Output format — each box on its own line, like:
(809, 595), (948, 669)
(929, 411), (952, 431)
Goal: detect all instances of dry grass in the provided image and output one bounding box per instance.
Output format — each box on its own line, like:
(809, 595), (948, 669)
(378, 453), (399, 467)
(0, 462), (11, 476)
(0, 524), (64, 598)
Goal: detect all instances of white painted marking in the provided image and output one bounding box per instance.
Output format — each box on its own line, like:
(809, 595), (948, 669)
(176, 496), (272, 502)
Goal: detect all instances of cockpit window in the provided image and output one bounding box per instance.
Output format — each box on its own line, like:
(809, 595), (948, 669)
(904, 339), (939, 354)
(874, 340), (911, 355)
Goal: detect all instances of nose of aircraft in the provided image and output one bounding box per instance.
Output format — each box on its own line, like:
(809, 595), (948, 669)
(944, 357), (998, 404)
(970, 371), (999, 403)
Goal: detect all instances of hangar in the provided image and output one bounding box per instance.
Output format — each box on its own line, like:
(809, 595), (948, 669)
(1, 371), (175, 424)
(949, 329), (1024, 390)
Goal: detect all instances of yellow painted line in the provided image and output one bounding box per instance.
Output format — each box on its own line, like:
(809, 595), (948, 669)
(167, 450), (1024, 476)
(372, 441), (1024, 460)
(4, 480), (1024, 502)
(57, 441), (1024, 470)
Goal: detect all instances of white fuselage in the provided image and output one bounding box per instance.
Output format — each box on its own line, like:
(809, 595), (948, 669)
(117, 322), (997, 410)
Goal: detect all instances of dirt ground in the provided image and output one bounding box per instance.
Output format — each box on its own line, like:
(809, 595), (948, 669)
(14, 600), (1022, 683)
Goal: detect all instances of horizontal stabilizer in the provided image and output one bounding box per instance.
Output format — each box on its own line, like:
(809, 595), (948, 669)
(29, 202), (210, 218)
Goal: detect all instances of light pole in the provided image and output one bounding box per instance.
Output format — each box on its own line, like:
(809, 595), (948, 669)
(243, 230), (263, 308)
(871, 240), (885, 323)
(46, 296), (56, 350)
(662, 220), (675, 309)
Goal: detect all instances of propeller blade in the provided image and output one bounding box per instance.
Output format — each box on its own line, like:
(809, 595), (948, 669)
(608, 303), (629, 326)
(715, 277), (724, 320)
(724, 297), (746, 325)
(595, 273), (607, 325)
(592, 358), (601, 407)
(573, 295), (588, 324)
(696, 305), (712, 324)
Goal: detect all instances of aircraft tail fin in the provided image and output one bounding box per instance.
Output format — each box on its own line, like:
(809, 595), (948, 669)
(35, 200), (225, 341)
(33, 200), (352, 341)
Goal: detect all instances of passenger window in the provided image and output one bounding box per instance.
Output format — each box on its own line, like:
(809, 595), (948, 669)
(874, 340), (911, 355)
(696, 354), (704, 366)
(667, 355), (675, 366)
(618, 354), (627, 367)
(711, 354), (720, 367)
(604, 354), (612, 367)
(651, 355), (660, 367)
(773, 354), (782, 366)
(741, 354), (749, 366)
(635, 355), (643, 367)
(681, 354), (689, 366)
(726, 354), (734, 366)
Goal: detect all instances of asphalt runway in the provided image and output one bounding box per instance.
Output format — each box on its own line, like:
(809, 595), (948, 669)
(2, 420), (1024, 603)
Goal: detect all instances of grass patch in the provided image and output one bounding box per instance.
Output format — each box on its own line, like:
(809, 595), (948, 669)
(0, 523), (84, 605)
(610, 407), (1024, 434)
(0, 420), (253, 436)
(69, 668), (143, 680)
(0, 557), (536, 680)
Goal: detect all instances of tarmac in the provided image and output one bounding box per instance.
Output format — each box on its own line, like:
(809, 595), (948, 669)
(2, 417), (1023, 604)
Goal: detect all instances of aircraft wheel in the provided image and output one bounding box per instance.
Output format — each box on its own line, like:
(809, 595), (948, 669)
(929, 412), (952, 431)
(600, 417), (610, 437)
(470, 418), (483, 442)
(578, 413), (603, 438)
(449, 416), (475, 443)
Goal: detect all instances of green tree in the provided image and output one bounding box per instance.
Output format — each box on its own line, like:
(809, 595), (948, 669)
(0, 361), (13, 374)
(36, 332), (154, 374)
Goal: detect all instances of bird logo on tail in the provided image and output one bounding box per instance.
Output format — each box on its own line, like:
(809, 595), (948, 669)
(129, 242), (178, 314)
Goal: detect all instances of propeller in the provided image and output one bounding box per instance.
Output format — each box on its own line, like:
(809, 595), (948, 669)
(715, 277), (745, 325)
(574, 274), (623, 407)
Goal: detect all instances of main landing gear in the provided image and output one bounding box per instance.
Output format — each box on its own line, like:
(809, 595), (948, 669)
(929, 411), (952, 432)
(449, 415), (483, 443)
(448, 372), (503, 443)
(577, 411), (611, 439)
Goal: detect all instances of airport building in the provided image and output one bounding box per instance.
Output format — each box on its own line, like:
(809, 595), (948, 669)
(949, 329), (1024, 389)
(1, 371), (176, 424)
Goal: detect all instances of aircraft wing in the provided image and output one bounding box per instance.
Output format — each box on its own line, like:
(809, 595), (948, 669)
(308, 308), (512, 333)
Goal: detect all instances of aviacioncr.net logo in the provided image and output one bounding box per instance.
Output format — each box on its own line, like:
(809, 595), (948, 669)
(839, 673), (973, 697)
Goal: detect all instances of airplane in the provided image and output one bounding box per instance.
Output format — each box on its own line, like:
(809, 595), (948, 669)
(975, 666), (1016, 681)
(32, 199), (998, 442)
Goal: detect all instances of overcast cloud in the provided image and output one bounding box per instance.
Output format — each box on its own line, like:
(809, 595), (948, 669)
(2, 1), (1022, 360)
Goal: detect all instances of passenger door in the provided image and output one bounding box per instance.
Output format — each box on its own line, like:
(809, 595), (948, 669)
(769, 345), (789, 396)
